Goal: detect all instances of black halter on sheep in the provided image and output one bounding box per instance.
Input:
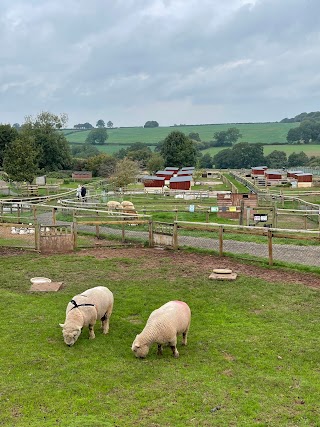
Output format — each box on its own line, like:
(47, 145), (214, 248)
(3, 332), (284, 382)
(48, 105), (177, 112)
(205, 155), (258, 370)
(59, 286), (114, 347)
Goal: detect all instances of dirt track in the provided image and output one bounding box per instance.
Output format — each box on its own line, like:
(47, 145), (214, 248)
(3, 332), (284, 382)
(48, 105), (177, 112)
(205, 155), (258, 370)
(75, 247), (320, 290)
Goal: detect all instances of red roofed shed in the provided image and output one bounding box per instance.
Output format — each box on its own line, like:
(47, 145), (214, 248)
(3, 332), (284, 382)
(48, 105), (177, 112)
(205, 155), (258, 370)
(169, 176), (192, 190)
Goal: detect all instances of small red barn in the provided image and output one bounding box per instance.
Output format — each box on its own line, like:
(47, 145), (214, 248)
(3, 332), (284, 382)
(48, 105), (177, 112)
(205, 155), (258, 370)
(265, 170), (282, 180)
(164, 167), (179, 173)
(155, 170), (174, 179)
(142, 175), (165, 188)
(294, 173), (313, 187)
(287, 170), (303, 178)
(251, 166), (267, 176)
(177, 170), (194, 177)
(180, 167), (195, 171)
(72, 171), (92, 180)
(169, 176), (192, 190)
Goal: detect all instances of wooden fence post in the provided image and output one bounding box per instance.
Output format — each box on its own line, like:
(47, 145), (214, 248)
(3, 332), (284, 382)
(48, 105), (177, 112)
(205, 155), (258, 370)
(52, 208), (56, 225)
(95, 210), (100, 239)
(121, 222), (125, 242)
(219, 226), (223, 256)
(34, 223), (40, 251)
(268, 229), (273, 266)
(173, 222), (178, 249)
(149, 220), (154, 247)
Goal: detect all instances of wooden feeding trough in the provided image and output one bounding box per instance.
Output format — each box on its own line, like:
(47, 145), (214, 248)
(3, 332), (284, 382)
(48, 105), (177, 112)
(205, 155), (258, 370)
(209, 268), (237, 281)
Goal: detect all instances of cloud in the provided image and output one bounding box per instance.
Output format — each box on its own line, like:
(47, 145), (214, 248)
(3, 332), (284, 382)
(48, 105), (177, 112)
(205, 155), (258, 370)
(1, 0), (320, 126)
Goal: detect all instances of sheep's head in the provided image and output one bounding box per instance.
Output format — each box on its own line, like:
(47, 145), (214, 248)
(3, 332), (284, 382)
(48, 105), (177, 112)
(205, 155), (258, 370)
(59, 323), (81, 346)
(131, 335), (149, 358)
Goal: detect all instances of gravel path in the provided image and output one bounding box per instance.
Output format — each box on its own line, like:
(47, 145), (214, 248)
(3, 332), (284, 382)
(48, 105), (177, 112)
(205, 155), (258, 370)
(38, 213), (320, 267)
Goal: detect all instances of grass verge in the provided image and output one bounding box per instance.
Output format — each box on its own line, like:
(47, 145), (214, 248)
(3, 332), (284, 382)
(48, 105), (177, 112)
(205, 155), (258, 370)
(1, 249), (320, 426)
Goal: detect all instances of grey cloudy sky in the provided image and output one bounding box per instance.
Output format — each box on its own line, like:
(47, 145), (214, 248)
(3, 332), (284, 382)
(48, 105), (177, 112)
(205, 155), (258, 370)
(1, 0), (320, 127)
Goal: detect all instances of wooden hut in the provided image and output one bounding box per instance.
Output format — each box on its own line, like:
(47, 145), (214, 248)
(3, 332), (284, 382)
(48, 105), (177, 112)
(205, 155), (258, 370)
(287, 170), (303, 178)
(217, 193), (258, 220)
(142, 175), (165, 192)
(169, 176), (192, 190)
(251, 166), (267, 176)
(180, 167), (195, 171)
(294, 173), (313, 187)
(177, 169), (194, 177)
(72, 171), (92, 180)
(164, 167), (179, 173)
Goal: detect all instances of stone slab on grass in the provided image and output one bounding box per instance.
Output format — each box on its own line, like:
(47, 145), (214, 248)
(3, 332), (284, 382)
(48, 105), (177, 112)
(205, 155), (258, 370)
(209, 270), (237, 281)
(29, 282), (64, 292)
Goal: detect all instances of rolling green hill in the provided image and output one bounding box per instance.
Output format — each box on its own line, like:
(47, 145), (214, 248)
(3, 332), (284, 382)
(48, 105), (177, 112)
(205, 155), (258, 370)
(65, 122), (298, 146)
(65, 122), (316, 157)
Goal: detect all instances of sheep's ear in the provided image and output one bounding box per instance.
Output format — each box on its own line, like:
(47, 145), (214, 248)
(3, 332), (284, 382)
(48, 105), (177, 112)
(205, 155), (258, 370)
(59, 323), (64, 328)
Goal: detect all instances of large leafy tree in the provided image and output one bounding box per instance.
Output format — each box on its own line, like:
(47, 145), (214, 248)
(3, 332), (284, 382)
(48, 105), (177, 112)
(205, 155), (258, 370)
(198, 153), (214, 168)
(21, 112), (71, 171)
(71, 143), (100, 159)
(144, 121), (159, 128)
(96, 119), (105, 128)
(287, 120), (320, 144)
(3, 134), (39, 183)
(212, 127), (242, 147)
(85, 127), (108, 145)
(126, 142), (152, 167)
(160, 131), (197, 168)
(265, 150), (287, 168)
(288, 151), (309, 167)
(0, 124), (18, 166)
(85, 154), (116, 177)
(107, 121), (113, 128)
(109, 158), (139, 189)
(213, 142), (265, 169)
(147, 153), (165, 174)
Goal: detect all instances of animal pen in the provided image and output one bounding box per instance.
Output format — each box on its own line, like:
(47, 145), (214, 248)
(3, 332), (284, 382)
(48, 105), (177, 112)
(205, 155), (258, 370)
(1, 193), (320, 268)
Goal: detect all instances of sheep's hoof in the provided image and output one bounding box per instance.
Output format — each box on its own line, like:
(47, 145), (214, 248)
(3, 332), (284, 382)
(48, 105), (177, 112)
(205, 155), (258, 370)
(89, 335), (95, 340)
(173, 352), (179, 358)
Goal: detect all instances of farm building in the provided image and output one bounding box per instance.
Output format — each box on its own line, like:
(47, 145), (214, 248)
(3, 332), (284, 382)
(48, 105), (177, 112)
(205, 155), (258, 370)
(169, 176), (193, 190)
(180, 167), (195, 171)
(156, 170), (175, 178)
(142, 175), (165, 193)
(156, 170), (175, 184)
(217, 193), (258, 220)
(287, 170), (303, 178)
(72, 171), (92, 180)
(293, 173), (313, 188)
(251, 166), (267, 176)
(164, 167), (179, 173)
(265, 170), (282, 180)
(177, 170), (194, 177)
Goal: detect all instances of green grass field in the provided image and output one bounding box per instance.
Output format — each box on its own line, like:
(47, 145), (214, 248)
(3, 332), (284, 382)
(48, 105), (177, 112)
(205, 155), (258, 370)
(1, 249), (320, 426)
(65, 123), (320, 158)
(65, 122), (298, 146)
(203, 144), (320, 158)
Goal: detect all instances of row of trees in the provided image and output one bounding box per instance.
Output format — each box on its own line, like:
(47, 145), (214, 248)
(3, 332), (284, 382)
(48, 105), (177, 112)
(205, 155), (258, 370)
(74, 120), (114, 130)
(211, 142), (315, 169)
(0, 112), (72, 183)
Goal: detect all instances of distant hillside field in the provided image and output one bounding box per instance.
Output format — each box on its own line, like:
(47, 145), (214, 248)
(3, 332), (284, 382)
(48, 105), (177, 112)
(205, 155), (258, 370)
(65, 122), (299, 146)
(203, 144), (320, 158)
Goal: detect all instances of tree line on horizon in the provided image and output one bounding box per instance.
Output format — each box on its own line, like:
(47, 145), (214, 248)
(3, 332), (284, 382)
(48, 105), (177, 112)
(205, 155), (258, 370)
(2, 110), (320, 185)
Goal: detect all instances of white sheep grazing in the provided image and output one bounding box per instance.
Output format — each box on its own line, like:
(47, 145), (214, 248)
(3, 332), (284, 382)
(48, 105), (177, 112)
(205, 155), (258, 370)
(59, 286), (114, 346)
(131, 300), (191, 358)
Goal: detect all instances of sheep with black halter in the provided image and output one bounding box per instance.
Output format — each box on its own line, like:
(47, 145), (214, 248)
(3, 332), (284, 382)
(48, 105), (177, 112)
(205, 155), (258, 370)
(59, 286), (113, 346)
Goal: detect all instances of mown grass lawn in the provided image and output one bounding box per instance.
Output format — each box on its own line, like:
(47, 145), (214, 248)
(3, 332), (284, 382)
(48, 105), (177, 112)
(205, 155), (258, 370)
(1, 250), (320, 426)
